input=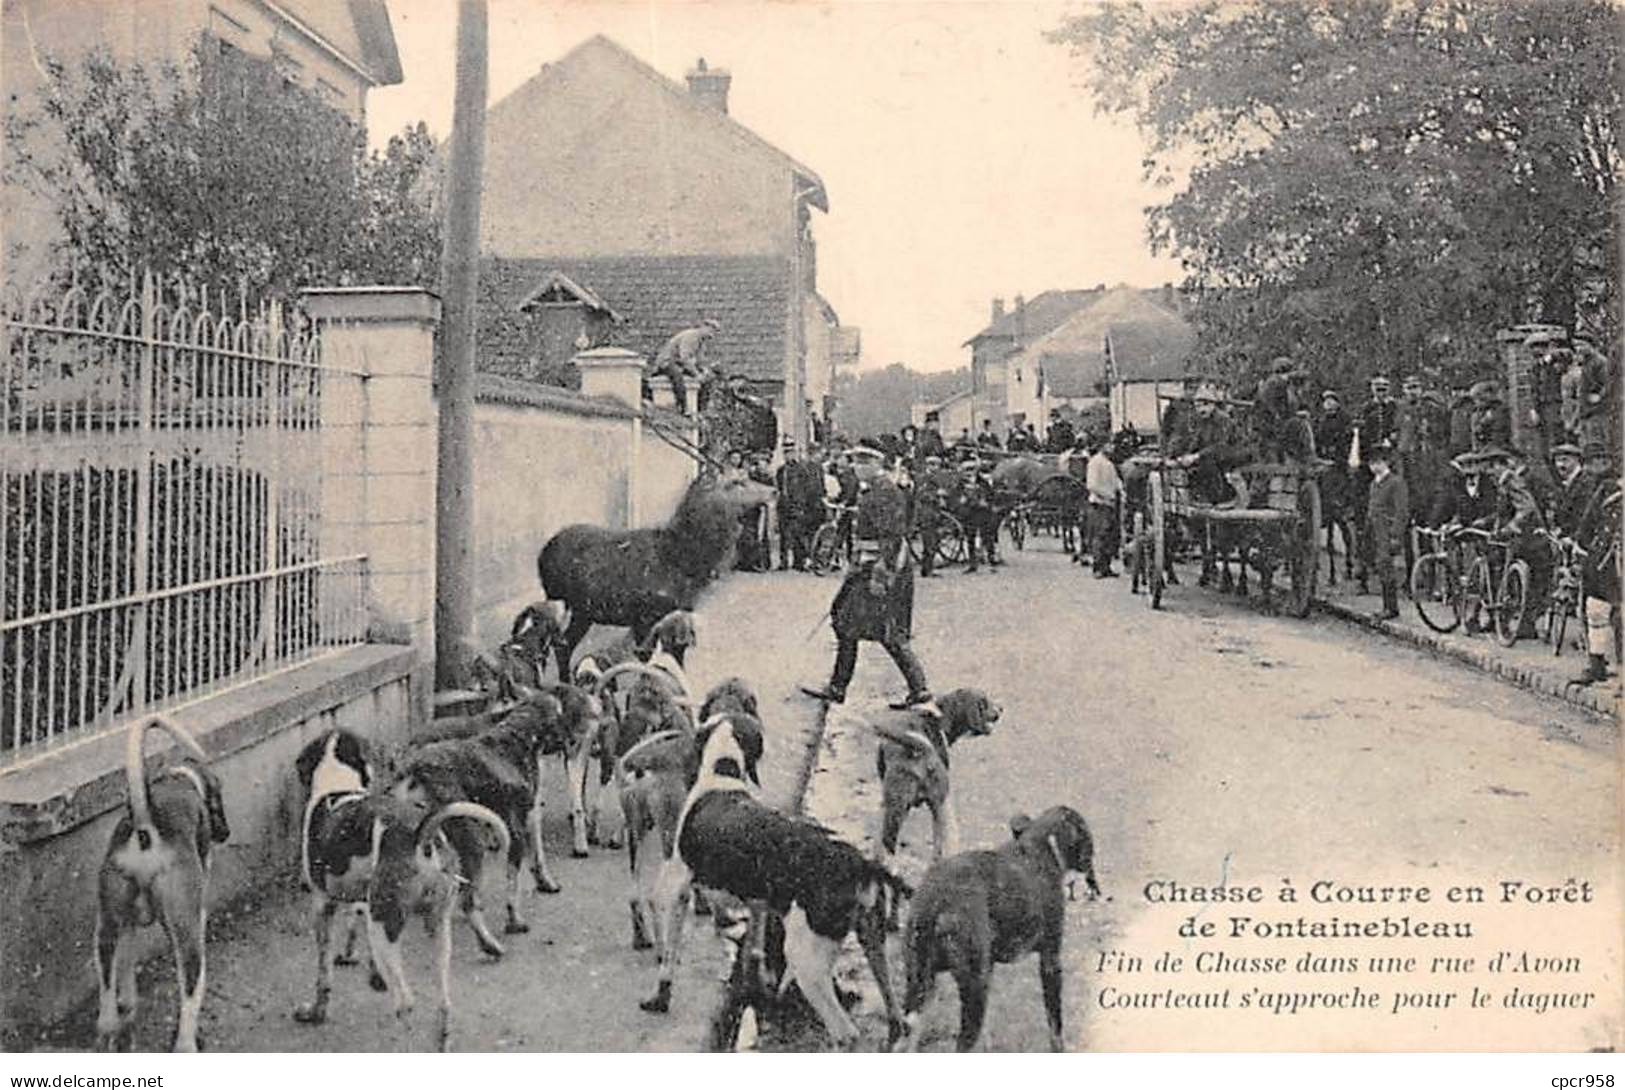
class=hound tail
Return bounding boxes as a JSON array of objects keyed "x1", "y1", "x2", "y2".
[
  {"x1": 124, "y1": 715, "x2": 208, "y2": 851},
  {"x1": 416, "y1": 801, "x2": 510, "y2": 860},
  {"x1": 867, "y1": 719, "x2": 939, "y2": 756}
]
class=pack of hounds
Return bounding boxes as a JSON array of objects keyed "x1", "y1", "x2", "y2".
[{"x1": 98, "y1": 601, "x2": 1101, "y2": 1054}]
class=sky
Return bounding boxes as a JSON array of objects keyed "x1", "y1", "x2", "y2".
[{"x1": 367, "y1": 1, "x2": 1182, "y2": 374}]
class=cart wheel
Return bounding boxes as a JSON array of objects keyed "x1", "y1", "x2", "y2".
[
  {"x1": 809, "y1": 524, "x2": 841, "y2": 576},
  {"x1": 1410, "y1": 552, "x2": 1461, "y2": 634},
  {"x1": 1148, "y1": 472, "x2": 1167, "y2": 609},
  {"x1": 939, "y1": 515, "x2": 966, "y2": 565},
  {"x1": 1495, "y1": 560, "x2": 1529, "y2": 647},
  {"x1": 1286, "y1": 480, "x2": 1321, "y2": 618}
]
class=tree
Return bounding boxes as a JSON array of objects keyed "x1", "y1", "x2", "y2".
[
  {"x1": 1050, "y1": 0, "x2": 1621, "y2": 394},
  {"x1": 833, "y1": 362, "x2": 971, "y2": 440},
  {"x1": 7, "y1": 40, "x2": 440, "y2": 301}
]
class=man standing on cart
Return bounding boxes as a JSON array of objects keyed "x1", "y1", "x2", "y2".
[{"x1": 801, "y1": 454, "x2": 931, "y2": 709}]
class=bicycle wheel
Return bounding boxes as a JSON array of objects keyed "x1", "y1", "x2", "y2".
[
  {"x1": 1463, "y1": 556, "x2": 1492, "y2": 635},
  {"x1": 1548, "y1": 592, "x2": 1570, "y2": 657},
  {"x1": 1495, "y1": 560, "x2": 1529, "y2": 647},
  {"x1": 809, "y1": 524, "x2": 841, "y2": 576},
  {"x1": 937, "y1": 516, "x2": 966, "y2": 565},
  {"x1": 1410, "y1": 553, "x2": 1461, "y2": 633}
]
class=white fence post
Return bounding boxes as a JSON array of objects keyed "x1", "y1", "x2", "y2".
[{"x1": 301, "y1": 287, "x2": 441, "y2": 721}]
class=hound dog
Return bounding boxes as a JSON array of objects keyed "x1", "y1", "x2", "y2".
[
  {"x1": 292, "y1": 729, "x2": 509, "y2": 1051},
  {"x1": 394, "y1": 691, "x2": 570, "y2": 956},
  {"x1": 95, "y1": 716, "x2": 230, "y2": 1052},
  {"x1": 647, "y1": 719, "x2": 909, "y2": 1048},
  {"x1": 868, "y1": 688, "x2": 1000, "y2": 861},
  {"x1": 293, "y1": 729, "x2": 377, "y2": 984},
  {"x1": 618, "y1": 679, "x2": 762, "y2": 953},
  {"x1": 897, "y1": 806, "x2": 1100, "y2": 1052},
  {"x1": 581, "y1": 619, "x2": 698, "y2": 848}
]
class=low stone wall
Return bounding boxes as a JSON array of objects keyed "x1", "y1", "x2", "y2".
[
  {"x1": 0, "y1": 645, "x2": 416, "y2": 1044},
  {"x1": 469, "y1": 374, "x2": 696, "y2": 646}
]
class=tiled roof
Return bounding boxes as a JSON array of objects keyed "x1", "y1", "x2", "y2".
[
  {"x1": 963, "y1": 289, "x2": 1103, "y2": 347},
  {"x1": 478, "y1": 255, "x2": 792, "y2": 386},
  {"x1": 1024, "y1": 288, "x2": 1196, "y2": 396},
  {"x1": 276, "y1": 0, "x2": 403, "y2": 85}
]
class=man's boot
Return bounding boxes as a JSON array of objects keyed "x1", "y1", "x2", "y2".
[
  {"x1": 799, "y1": 684, "x2": 845, "y2": 704},
  {"x1": 1375, "y1": 582, "x2": 1400, "y2": 621},
  {"x1": 1570, "y1": 653, "x2": 1609, "y2": 687}
]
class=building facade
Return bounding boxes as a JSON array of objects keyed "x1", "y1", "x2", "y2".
[
  {"x1": 476, "y1": 35, "x2": 849, "y2": 450},
  {"x1": 2, "y1": 0, "x2": 401, "y2": 283}
]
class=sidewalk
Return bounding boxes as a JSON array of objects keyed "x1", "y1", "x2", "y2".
[{"x1": 1315, "y1": 576, "x2": 1620, "y2": 720}]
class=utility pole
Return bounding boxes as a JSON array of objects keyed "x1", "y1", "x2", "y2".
[{"x1": 434, "y1": 0, "x2": 488, "y2": 689}]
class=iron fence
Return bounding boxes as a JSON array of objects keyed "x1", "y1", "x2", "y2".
[{"x1": 1, "y1": 272, "x2": 370, "y2": 768}]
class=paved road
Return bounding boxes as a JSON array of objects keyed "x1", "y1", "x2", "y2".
[
  {"x1": 49, "y1": 535, "x2": 1617, "y2": 1051},
  {"x1": 803, "y1": 539, "x2": 1618, "y2": 1052}
]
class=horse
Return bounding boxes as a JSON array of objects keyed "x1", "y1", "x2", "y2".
[{"x1": 537, "y1": 478, "x2": 773, "y2": 679}]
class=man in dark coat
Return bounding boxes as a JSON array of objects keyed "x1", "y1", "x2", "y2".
[
  {"x1": 1365, "y1": 440, "x2": 1409, "y2": 620},
  {"x1": 800, "y1": 457, "x2": 931, "y2": 708},
  {"x1": 956, "y1": 458, "x2": 1002, "y2": 573},
  {"x1": 977, "y1": 420, "x2": 1002, "y2": 449},
  {"x1": 1550, "y1": 444, "x2": 1596, "y2": 537},
  {"x1": 1469, "y1": 380, "x2": 1512, "y2": 453},
  {"x1": 918, "y1": 415, "x2": 947, "y2": 460},
  {"x1": 776, "y1": 447, "x2": 826, "y2": 571},
  {"x1": 1492, "y1": 448, "x2": 1554, "y2": 639},
  {"x1": 1177, "y1": 395, "x2": 1243, "y2": 505},
  {"x1": 1572, "y1": 475, "x2": 1621, "y2": 685},
  {"x1": 913, "y1": 454, "x2": 954, "y2": 578},
  {"x1": 1046, "y1": 410, "x2": 1076, "y2": 455}
]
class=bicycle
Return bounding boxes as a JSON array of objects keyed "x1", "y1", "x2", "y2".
[
  {"x1": 1410, "y1": 523, "x2": 1493, "y2": 634},
  {"x1": 1533, "y1": 527, "x2": 1589, "y2": 657},
  {"x1": 809, "y1": 501, "x2": 855, "y2": 576}
]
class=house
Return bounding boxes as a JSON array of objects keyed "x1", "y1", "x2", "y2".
[
  {"x1": 963, "y1": 289, "x2": 1104, "y2": 437},
  {"x1": 911, "y1": 389, "x2": 975, "y2": 442},
  {"x1": 964, "y1": 284, "x2": 1195, "y2": 441},
  {"x1": 2, "y1": 0, "x2": 402, "y2": 282},
  {"x1": 475, "y1": 35, "x2": 854, "y2": 450}
]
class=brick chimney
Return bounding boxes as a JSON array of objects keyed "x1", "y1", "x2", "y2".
[
  {"x1": 686, "y1": 57, "x2": 731, "y2": 114},
  {"x1": 991, "y1": 297, "x2": 1005, "y2": 323}
]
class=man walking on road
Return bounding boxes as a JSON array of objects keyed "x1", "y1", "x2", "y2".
[
  {"x1": 1366, "y1": 440, "x2": 1408, "y2": 620},
  {"x1": 1087, "y1": 442, "x2": 1123, "y2": 578},
  {"x1": 801, "y1": 455, "x2": 931, "y2": 708}
]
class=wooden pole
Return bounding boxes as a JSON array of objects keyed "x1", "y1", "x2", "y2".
[{"x1": 434, "y1": 0, "x2": 488, "y2": 690}]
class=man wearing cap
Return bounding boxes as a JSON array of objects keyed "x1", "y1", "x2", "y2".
[
  {"x1": 801, "y1": 454, "x2": 931, "y2": 709},
  {"x1": 1046, "y1": 408, "x2": 1076, "y2": 454},
  {"x1": 1430, "y1": 449, "x2": 1501, "y2": 530},
  {"x1": 650, "y1": 318, "x2": 721, "y2": 413},
  {"x1": 1573, "y1": 339, "x2": 1618, "y2": 468},
  {"x1": 957, "y1": 457, "x2": 1002, "y2": 573},
  {"x1": 1365, "y1": 440, "x2": 1409, "y2": 620},
  {"x1": 913, "y1": 453, "x2": 954, "y2": 577},
  {"x1": 775, "y1": 442, "x2": 825, "y2": 571},
  {"x1": 1492, "y1": 448, "x2": 1554, "y2": 639},
  {"x1": 1257, "y1": 357, "x2": 1314, "y2": 462},
  {"x1": 1178, "y1": 392, "x2": 1243, "y2": 506},
  {"x1": 977, "y1": 419, "x2": 1002, "y2": 449},
  {"x1": 1550, "y1": 444, "x2": 1598, "y2": 538}
]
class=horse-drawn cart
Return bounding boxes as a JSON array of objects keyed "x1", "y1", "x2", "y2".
[{"x1": 1129, "y1": 456, "x2": 1324, "y2": 616}]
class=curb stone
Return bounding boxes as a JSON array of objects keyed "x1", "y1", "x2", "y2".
[{"x1": 1315, "y1": 598, "x2": 1620, "y2": 722}]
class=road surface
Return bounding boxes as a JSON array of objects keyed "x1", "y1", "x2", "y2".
[{"x1": 42, "y1": 534, "x2": 1618, "y2": 1051}]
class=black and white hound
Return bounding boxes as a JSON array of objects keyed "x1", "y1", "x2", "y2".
[
  {"x1": 95, "y1": 716, "x2": 230, "y2": 1051},
  {"x1": 647, "y1": 717, "x2": 908, "y2": 1048}
]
